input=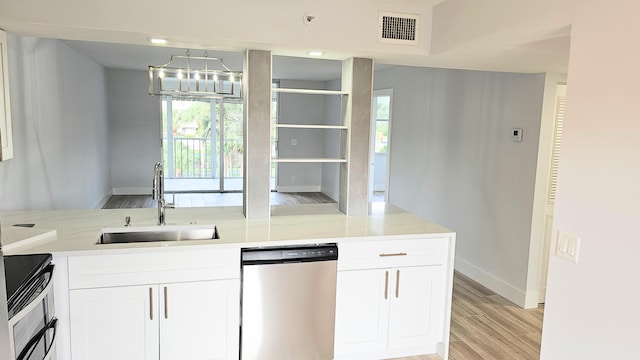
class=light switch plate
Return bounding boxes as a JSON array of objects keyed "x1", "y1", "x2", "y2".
[{"x1": 556, "y1": 231, "x2": 581, "y2": 263}]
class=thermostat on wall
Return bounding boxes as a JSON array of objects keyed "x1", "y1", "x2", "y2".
[{"x1": 512, "y1": 128, "x2": 523, "y2": 142}]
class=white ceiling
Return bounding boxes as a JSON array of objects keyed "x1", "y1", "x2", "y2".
[
  {"x1": 63, "y1": 40, "x2": 349, "y2": 81},
  {"x1": 0, "y1": 0, "x2": 572, "y2": 77}
]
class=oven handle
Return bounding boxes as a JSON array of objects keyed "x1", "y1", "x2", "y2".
[
  {"x1": 8, "y1": 265, "x2": 55, "y2": 327},
  {"x1": 16, "y1": 317, "x2": 58, "y2": 360}
]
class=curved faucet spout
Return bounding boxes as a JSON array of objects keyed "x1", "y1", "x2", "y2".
[
  {"x1": 152, "y1": 162, "x2": 173, "y2": 225},
  {"x1": 152, "y1": 162, "x2": 163, "y2": 200}
]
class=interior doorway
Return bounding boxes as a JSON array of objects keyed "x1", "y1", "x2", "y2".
[
  {"x1": 161, "y1": 97, "x2": 244, "y2": 193},
  {"x1": 369, "y1": 89, "x2": 393, "y2": 203}
]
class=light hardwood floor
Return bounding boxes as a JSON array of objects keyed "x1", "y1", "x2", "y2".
[{"x1": 391, "y1": 272, "x2": 543, "y2": 360}]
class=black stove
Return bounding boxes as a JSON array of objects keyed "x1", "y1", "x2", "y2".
[{"x1": 3, "y1": 254, "x2": 52, "y2": 319}]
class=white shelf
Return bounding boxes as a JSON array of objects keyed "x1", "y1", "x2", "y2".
[
  {"x1": 275, "y1": 124, "x2": 348, "y2": 130},
  {"x1": 272, "y1": 158, "x2": 347, "y2": 163},
  {"x1": 273, "y1": 88, "x2": 348, "y2": 96}
]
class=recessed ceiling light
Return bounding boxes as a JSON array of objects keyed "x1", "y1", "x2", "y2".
[
  {"x1": 308, "y1": 51, "x2": 324, "y2": 57},
  {"x1": 149, "y1": 38, "x2": 168, "y2": 45}
]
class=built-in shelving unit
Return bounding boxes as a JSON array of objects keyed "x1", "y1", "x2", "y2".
[{"x1": 271, "y1": 87, "x2": 349, "y2": 164}]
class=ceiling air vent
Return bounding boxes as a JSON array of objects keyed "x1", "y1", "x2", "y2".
[{"x1": 378, "y1": 11, "x2": 420, "y2": 45}]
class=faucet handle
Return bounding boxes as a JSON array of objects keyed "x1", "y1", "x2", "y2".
[
  {"x1": 166, "y1": 194, "x2": 175, "y2": 208},
  {"x1": 125, "y1": 216, "x2": 131, "y2": 226}
]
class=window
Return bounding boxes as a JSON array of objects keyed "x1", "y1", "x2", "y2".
[{"x1": 374, "y1": 95, "x2": 391, "y2": 153}]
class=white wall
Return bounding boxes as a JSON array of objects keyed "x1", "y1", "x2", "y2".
[
  {"x1": 107, "y1": 69, "x2": 161, "y2": 194},
  {"x1": 541, "y1": 1, "x2": 640, "y2": 358},
  {"x1": 0, "y1": 36, "x2": 110, "y2": 210},
  {"x1": 375, "y1": 65, "x2": 546, "y2": 305}
]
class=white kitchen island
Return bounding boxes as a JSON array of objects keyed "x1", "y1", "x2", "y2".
[{"x1": 0, "y1": 204, "x2": 456, "y2": 360}]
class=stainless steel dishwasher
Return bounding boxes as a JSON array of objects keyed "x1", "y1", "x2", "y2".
[{"x1": 240, "y1": 244, "x2": 338, "y2": 360}]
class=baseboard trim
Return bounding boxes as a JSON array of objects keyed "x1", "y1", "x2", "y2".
[
  {"x1": 538, "y1": 288, "x2": 547, "y2": 304},
  {"x1": 524, "y1": 289, "x2": 542, "y2": 309},
  {"x1": 321, "y1": 189, "x2": 339, "y2": 202},
  {"x1": 112, "y1": 187, "x2": 151, "y2": 195},
  {"x1": 276, "y1": 185, "x2": 321, "y2": 193},
  {"x1": 93, "y1": 190, "x2": 114, "y2": 209},
  {"x1": 455, "y1": 256, "x2": 526, "y2": 307}
]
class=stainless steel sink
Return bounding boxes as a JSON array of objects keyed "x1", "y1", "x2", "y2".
[{"x1": 97, "y1": 225, "x2": 219, "y2": 244}]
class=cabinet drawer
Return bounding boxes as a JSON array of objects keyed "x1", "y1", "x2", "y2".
[
  {"x1": 338, "y1": 238, "x2": 447, "y2": 270},
  {"x1": 68, "y1": 248, "x2": 240, "y2": 289}
]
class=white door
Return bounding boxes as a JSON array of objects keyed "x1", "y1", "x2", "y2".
[
  {"x1": 334, "y1": 269, "x2": 390, "y2": 357},
  {"x1": 369, "y1": 89, "x2": 393, "y2": 202},
  {"x1": 539, "y1": 84, "x2": 567, "y2": 303},
  {"x1": 388, "y1": 266, "x2": 443, "y2": 352},
  {"x1": 160, "y1": 280, "x2": 240, "y2": 360},
  {"x1": 69, "y1": 286, "x2": 159, "y2": 360}
]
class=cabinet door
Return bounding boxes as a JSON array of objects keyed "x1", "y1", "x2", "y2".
[
  {"x1": 70, "y1": 285, "x2": 159, "y2": 360},
  {"x1": 160, "y1": 280, "x2": 240, "y2": 360},
  {"x1": 334, "y1": 269, "x2": 389, "y2": 357},
  {"x1": 388, "y1": 266, "x2": 443, "y2": 351},
  {"x1": 0, "y1": 30, "x2": 13, "y2": 161}
]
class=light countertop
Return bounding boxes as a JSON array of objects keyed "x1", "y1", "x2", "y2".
[{"x1": 0, "y1": 204, "x2": 453, "y2": 256}]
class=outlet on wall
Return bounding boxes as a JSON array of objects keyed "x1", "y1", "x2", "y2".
[{"x1": 290, "y1": 175, "x2": 296, "y2": 183}]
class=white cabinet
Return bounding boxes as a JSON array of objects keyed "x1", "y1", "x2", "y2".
[
  {"x1": 387, "y1": 266, "x2": 443, "y2": 351},
  {"x1": 0, "y1": 29, "x2": 14, "y2": 161},
  {"x1": 70, "y1": 280, "x2": 239, "y2": 360},
  {"x1": 159, "y1": 280, "x2": 239, "y2": 360},
  {"x1": 334, "y1": 238, "x2": 450, "y2": 360},
  {"x1": 66, "y1": 249, "x2": 241, "y2": 360},
  {"x1": 334, "y1": 268, "x2": 389, "y2": 355},
  {"x1": 70, "y1": 285, "x2": 159, "y2": 360}
]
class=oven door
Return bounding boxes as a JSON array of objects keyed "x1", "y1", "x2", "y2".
[
  {"x1": 15, "y1": 318, "x2": 57, "y2": 360},
  {"x1": 8, "y1": 264, "x2": 56, "y2": 360}
]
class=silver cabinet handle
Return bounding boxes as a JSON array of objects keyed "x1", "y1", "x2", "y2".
[
  {"x1": 395, "y1": 270, "x2": 400, "y2": 298},
  {"x1": 164, "y1": 286, "x2": 168, "y2": 319},
  {"x1": 379, "y1": 252, "x2": 408, "y2": 257},
  {"x1": 149, "y1": 287, "x2": 153, "y2": 320},
  {"x1": 384, "y1": 271, "x2": 389, "y2": 299}
]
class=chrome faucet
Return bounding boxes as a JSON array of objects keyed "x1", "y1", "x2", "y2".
[{"x1": 152, "y1": 162, "x2": 174, "y2": 225}]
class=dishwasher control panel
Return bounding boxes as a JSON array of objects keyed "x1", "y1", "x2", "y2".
[{"x1": 242, "y1": 244, "x2": 338, "y2": 264}]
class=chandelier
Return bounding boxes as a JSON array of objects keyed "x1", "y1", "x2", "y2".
[{"x1": 148, "y1": 49, "x2": 242, "y2": 98}]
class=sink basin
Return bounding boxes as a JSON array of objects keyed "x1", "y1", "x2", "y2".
[{"x1": 97, "y1": 225, "x2": 219, "y2": 244}]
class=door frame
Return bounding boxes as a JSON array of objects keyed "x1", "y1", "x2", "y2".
[
  {"x1": 523, "y1": 75, "x2": 567, "y2": 308},
  {"x1": 369, "y1": 89, "x2": 394, "y2": 203}
]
